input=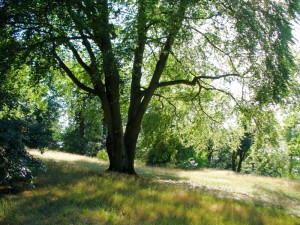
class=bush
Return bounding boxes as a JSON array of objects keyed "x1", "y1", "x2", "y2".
[
  {"x1": 0, "y1": 119, "x2": 45, "y2": 189},
  {"x1": 175, "y1": 149, "x2": 208, "y2": 169},
  {"x1": 242, "y1": 146, "x2": 289, "y2": 177},
  {"x1": 60, "y1": 127, "x2": 103, "y2": 157},
  {"x1": 96, "y1": 150, "x2": 109, "y2": 161}
]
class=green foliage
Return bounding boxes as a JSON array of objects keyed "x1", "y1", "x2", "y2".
[
  {"x1": 175, "y1": 149, "x2": 208, "y2": 170},
  {"x1": 61, "y1": 127, "x2": 102, "y2": 157},
  {"x1": 0, "y1": 55, "x2": 59, "y2": 189},
  {"x1": 209, "y1": 146, "x2": 232, "y2": 170},
  {"x1": 138, "y1": 102, "x2": 210, "y2": 169},
  {"x1": 283, "y1": 114, "x2": 300, "y2": 177},
  {"x1": 145, "y1": 138, "x2": 177, "y2": 166}
]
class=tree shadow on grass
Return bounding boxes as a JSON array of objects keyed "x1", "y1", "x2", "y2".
[{"x1": 253, "y1": 185, "x2": 300, "y2": 217}]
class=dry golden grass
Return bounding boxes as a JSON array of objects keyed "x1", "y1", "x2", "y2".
[{"x1": 29, "y1": 149, "x2": 108, "y2": 164}]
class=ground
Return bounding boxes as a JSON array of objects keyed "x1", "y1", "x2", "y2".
[
  {"x1": 29, "y1": 149, "x2": 300, "y2": 217},
  {"x1": 0, "y1": 149, "x2": 299, "y2": 225}
]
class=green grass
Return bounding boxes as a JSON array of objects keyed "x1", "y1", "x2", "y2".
[{"x1": 0, "y1": 159, "x2": 299, "y2": 225}]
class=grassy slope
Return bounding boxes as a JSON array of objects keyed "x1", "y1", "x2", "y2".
[{"x1": 0, "y1": 150, "x2": 299, "y2": 225}]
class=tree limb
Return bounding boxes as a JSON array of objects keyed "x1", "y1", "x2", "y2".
[
  {"x1": 189, "y1": 25, "x2": 229, "y2": 55},
  {"x1": 54, "y1": 52, "x2": 96, "y2": 94},
  {"x1": 66, "y1": 42, "x2": 92, "y2": 74},
  {"x1": 127, "y1": 0, "x2": 148, "y2": 127},
  {"x1": 132, "y1": 1, "x2": 188, "y2": 131},
  {"x1": 200, "y1": 80, "x2": 242, "y2": 107},
  {"x1": 78, "y1": 30, "x2": 97, "y2": 67},
  {"x1": 158, "y1": 73, "x2": 240, "y2": 88},
  {"x1": 153, "y1": 93, "x2": 178, "y2": 116},
  {"x1": 197, "y1": 96, "x2": 222, "y2": 124}
]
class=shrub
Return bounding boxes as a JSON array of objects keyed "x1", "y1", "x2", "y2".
[
  {"x1": 96, "y1": 150, "x2": 109, "y2": 161},
  {"x1": 0, "y1": 118, "x2": 45, "y2": 189}
]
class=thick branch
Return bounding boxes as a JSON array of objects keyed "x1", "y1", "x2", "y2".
[
  {"x1": 158, "y1": 74, "x2": 240, "y2": 88},
  {"x1": 130, "y1": 1, "x2": 188, "y2": 131},
  {"x1": 66, "y1": 6, "x2": 96, "y2": 67},
  {"x1": 65, "y1": 7, "x2": 106, "y2": 94},
  {"x1": 127, "y1": 0, "x2": 148, "y2": 127},
  {"x1": 79, "y1": 30, "x2": 97, "y2": 67},
  {"x1": 54, "y1": 52, "x2": 96, "y2": 94},
  {"x1": 66, "y1": 42, "x2": 92, "y2": 74}
]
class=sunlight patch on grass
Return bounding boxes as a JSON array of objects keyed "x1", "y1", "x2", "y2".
[{"x1": 29, "y1": 149, "x2": 108, "y2": 166}]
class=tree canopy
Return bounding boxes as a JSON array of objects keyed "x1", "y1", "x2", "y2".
[{"x1": 1, "y1": 0, "x2": 299, "y2": 174}]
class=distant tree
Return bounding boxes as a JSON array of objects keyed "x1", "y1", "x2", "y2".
[
  {"x1": 61, "y1": 91, "x2": 104, "y2": 156},
  {"x1": 244, "y1": 146, "x2": 289, "y2": 177},
  {"x1": 231, "y1": 131, "x2": 253, "y2": 172},
  {"x1": 282, "y1": 52, "x2": 300, "y2": 177},
  {"x1": 1, "y1": 0, "x2": 299, "y2": 174},
  {"x1": 283, "y1": 114, "x2": 300, "y2": 177}
]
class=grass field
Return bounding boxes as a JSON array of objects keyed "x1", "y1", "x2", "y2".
[{"x1": 0, "y1": 150, "x2": 299, "y2": 225}]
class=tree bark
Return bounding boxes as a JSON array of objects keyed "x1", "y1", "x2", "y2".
[{"x1": 289, "y1": 155, "x2": 293, "y2": 174}]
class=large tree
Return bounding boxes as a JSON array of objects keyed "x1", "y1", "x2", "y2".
[{"x1": 0, "y1": 0, "x2": 299, "y2": 174}]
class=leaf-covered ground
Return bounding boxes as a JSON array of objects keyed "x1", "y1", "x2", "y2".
[{"x1": 0, "y1": 149, "x2": 298, "y2": 225}]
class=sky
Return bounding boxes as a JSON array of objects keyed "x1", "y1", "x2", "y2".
[{"x1": 292, "y1": 22, "x2": 300, "y2": 50}]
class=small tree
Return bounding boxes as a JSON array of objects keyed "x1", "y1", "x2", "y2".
[{"x1": 231, "y1": 131, "x2": 253, "y2": 172}]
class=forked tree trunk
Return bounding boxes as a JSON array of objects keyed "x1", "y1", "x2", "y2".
[
  {"x1": 105, "y1": 132, "x2": 138, "y2": 174},
  {"x1": 104, "y1": 115, "x2": 140, "y2": 174},
  {"x1": 93, "y1": 0, "x2": 186, "y2": 175}
]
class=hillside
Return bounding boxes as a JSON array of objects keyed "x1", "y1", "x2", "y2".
[
  {"x1": 29, "y1": 150, "x2": 300, "y2": 217},
  {"x1": 0, "y1": 149, "x2": 299, "y2": 225}
]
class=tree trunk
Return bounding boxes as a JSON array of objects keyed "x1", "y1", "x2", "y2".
[
  {"x1": 231, "y1": 151, "x2": 237, "y2": 172},
  {"x1": 236, "y1": 149, "x2": 246, "y2": 173},
  {"x1": 78, "y1": 111, "x2": 85, "y2": 155},
  {"x1": 207, "y1": 139, "x2": 214, "y2": 167},
  {"x1": 105, "y1": 135, "x2": 137, "y2": 174},
  {"x1": 93, "y1": 0, "x2": 186, "y2": 175},
  {"x1": 289, "y1": 155, "x2": 293, "y2": 174},
  {"x1": 236, "y1": 152, "x2": 243, "y2": 173},
  {"x1": 104, "y1": 118, "x2": 139, "y2": 174}
]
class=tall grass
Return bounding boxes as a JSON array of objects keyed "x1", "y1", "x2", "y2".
[{"x1": 0, "y1": 160, "x2": 299, "y2": 225}]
